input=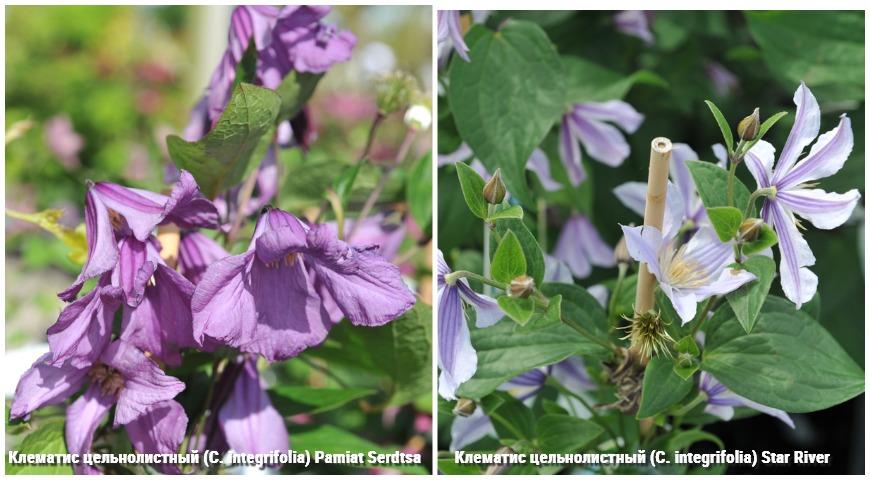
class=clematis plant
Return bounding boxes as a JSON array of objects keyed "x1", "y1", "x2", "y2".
[
  {"x1": 438, "y1": 13, "x2": 864, "y2": 471},
  {"x1": 8, "y1": 5, "x2": 431, "y2": 475}
]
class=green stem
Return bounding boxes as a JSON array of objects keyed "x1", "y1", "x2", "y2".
[
  {"x1": 608, "y1": 264, "x2": 628, "y2": 325},
  {"x1": 726, "y1": 160, "x2": 738, "y2": 208},
  {"x1": 536, "y1": 198, "x2": 547, "y2": 248},
  {"x1": 444, "y1": 270, "x2": 507, "y2": 291},
  {"x1": 672, "y1": 392, "x2": 706, "y2": 417},
  {"x1": 184, "y1": 358, "x2": 226, "y2": 462},
  {"x1": 689, "y1": 296, "x2": 718, "y2": 336},
  {"x1": 743, "y1": 186, "x2": 777, "y2": 219},
  {"x1": 547, "y1": 377, "x2": 621, "y2": 448},
  {"x1": 483, "y1": 205, "x2": 494, "y2": 296}
]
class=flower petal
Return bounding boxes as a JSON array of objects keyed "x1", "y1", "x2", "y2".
[
  {"x1": 543, "y1": 254, "x2": 573, "y2": 284},
  {"x1": 59, "y1": 190, "x2": 118, "y2": 301},
  {"x1": 570, "y1": 111, "x2": 630, "y2": 167},
  {"x1": 664, "y1": 285, "x2": 699, "y2": 325},
  {"x1": 125, "y1": 400, "x2": 189, "y2": 474},
  {"x1": 551, "y1": 357, "x2": 596, "y2": 392},
  {"x1": 438, "y1": 285, "x2": 477, "y2": 400},
  {"x1": 191, "y1": 252, "x2": 260, "y2": 350},
  {"x1": 47, "y1": 281, "x2": 122, "y2": 367},
  {"x1": 178, "y1": 231, "x2": 229, "y2": 285},
  {"x1": 769, "y1": 201, "x2": 818, "y2": 308},
  {"x1": 670, "y1": 143, "x2": 699, "y2": 211},
  {"x1": 103, "y1": 340, "x2": 185, "y2": 427},
  {"x1": 558, "y1": 115, "x2": 586, "y2": 186},
  {"x1": 553, "y1": 218, "x2": 592, "y2": 279},
  {"x1": 456, "y1": 282, "x2": 503, "y2": 328},
  {"x1": 437, "y1": 142, "x2": 473, "y2": 167},
  {"x1": 449, "y1": 408, "x2": 495, "y2": 451},
  {"x1": 10, "y1": 354, "x2": 89, "y2": 420},
  {"x1": 575, "y1": 215, "x2": 616, "y2": 268},
  {"x1": 445, "y1": 10, "x2": 470, "y2": 61},
  {"x1": 744, "y1": 140, "x2": 776, "y2": 189},
  {"x1": 66, "y1": 385, "x2": 113, "y2": 475},
  {"x1": 692, "y1": 267, "x2": 756, "y2": 299},
  {"x1": 304, "y1": 224, "x2": 415, "y2": 327},
  {"x1": 614, "y1": 10, "x2": 654, "y2": 45},
  {"x1": 711, "y1": 143, "x2": 729, "y2": 169},
  {"x1": 620, "y1": 225, "x2": 664, "y2": 279},
  {"x1": 778, "y1": 115, "x2": 854, "y2": 189},
  {"x1": 92, "y1": 182, "x2": 166, "y2": 242},
  {"x1": 113, "y1": 236, "x2": 151, "y2": 307},
  {"x1": 573, "y1": 100, "x2": 644, "y2": 134},
  {"x1": 777, "y1": 188, "x2": 860, "y2": 230},
  {"x1": 772, "y1": 82, "x2": 821, "y2": 183},
  {"x1": 526, "y1": 148, "x2": 563, "y2": 191},
  {"x1": 613, "y1": 181, "x2": 648, "y2": 218},
  {"x1": 162, "y1": 170, "x2": 220, "y2": 229},
  {"x1": 219, "y1": 359, "x2": 290, "y2": 454}
]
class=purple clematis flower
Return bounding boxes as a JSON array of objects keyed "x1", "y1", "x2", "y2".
[
  {"x1": 11, "y1": 340, "x2": 187, "y2": 474},
  {"x1": 437, "y1": 250, "x2": 503, "y2": 400},
  {"x1": 614, "y1": 143, "x2": 709, "y2": 232},
  {"x1": 552, "y1": 214, "x2": 616, "y2": 279},
  {"x1": 178, "y1": 231, "x2": 230, "y2": 285},
  {"x1": 706, "y1": 62, "x2": 739, "y2": 97},
  {"x1": 59, "y1": 170, "x2": 218, "y2": 302},
  {"x1": 614, "y1": 11, "x2": 654, "y2": 45},
  {"x1": 743, "y1": 83, "x2": 861, "y2": 308},
  {"x1": 559, "y1": 100, "x2": 644, "y2": 186},
  {"x1": 621, "y1": 205, "x2": 756, "y2": 323},
  {"x1": 192, "y1": 207, "x2": 415, "y2": 361},
  {"x1": 338, "y1": 213, "x2": 407, "y2": 261},
  {"x1": 219, "y1": 358, "x2": 290, "y2": 454},
  {"x1": 438, "y1": 10, "x2": 470, "y2": 63},
  {"x1": 699, "y1": 372, "x2": 794, "y2": 428}
]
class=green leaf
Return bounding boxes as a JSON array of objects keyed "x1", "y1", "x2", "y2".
[
  {"x1": 563, "y1": 56, "x2": 666, "y2": 103},
  {"x1": 232, "y1": 38, "x2": 258, "y2": 88},
  {"x1": 746, "y1": 11, "x2": 864, "y2": 102},
  {"x1": 291, "y1": 424, "x2": 426, "y2": 474},
  {"x1": 685, "y1": 160, "x2": 753, "y2": 214},
  {"x1": 704, "y1": 100, "x2": 733, "y2": 153},
  {"x1": 480, "y1": 391, "x2": 536, "y2": 441},
  {"x1": 540, "y1": 283, "x2": 609, "y2": 341},
  {"x1": 493, "y1": 218, "x2": 545, "y2": 287},
  {"x1": 491, "y1": 230, "x2": 526, "y2": 283},
  {"x1": 406, "y1": 152, "x2": 433, "y2": 229},
  {"x1": 702, "y1": 297, "x2": 864, "y2": 412},
  {"x1": 497, "y1": 296, "x2": 535, "y2": 326},
  {"x1": 673, "y1": 336, "x2": 701, "y2": 380},
  {"x1": 5, "y1": 417, "x2": 73, "y2": 474},
  {"x1": 667, "y1": 429, "x2": 724, "y2": 452},
  {"x1": 537, "y1": 414, "x2": 603, "y2": 453},
  {"x1": 167, "y1": 83, "x2": 281, "y2": 199},
  {"x1": 449, "y1": 21, "x2": 565, "y2": 205},
  {"x1": 706, "y1": 206, "x2": 743, "y2": 242},
  {"x1": 455, "y1": 162, "x2": 488, "y2": 219},
  {"x1": 268, "y1": 386, "x2": 374, "y2": 416},
  {"x1": 742, "y1": 223, "x2": 778, "y2": 256},
  {"x1": 333, "y1": 163, "x2": 361, "y2": 203},
  {"x1": 725, "y1": 256, "x2": 776, "y2": 333},
  {"x1": 6, "y1": 209, "x2": 87, "y2": 264},
  {"x1": 487, "y1": 205, "x2": 524, "y2": 221},
  {"x1": 637, "y1": 356, "x2": 693, "y2": 419},
  {"x1": 438, "y1": 459, "x2": 481, "y2": 475},
  {"x1": 275, "y1": 71, "x2": 323, "y2": 122},
  {"x1": 457, "y1": 316, "x2": 609, "y2": 399}
]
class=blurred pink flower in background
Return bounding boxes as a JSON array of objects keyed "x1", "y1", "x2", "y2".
[{"x1": 44, "y1": 115, "x2": 84, "y2": 170}]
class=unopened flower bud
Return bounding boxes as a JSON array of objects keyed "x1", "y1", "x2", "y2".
[
  {"x1": 739, "y1": 218, "x2": 764, "y2": 242},
  {"x1": 482, "y1": 169, "x2": 507, "y2": 204},
  {"x1": 509, "y1": 274, "x2": 535, "y2": 298},
  {"x1": 403, "y1": 104, "x2": 431, "y2": 131},
  {"x1": 614, "y1": 236, "x2": 630, "y2": 265},
  {"x1": 737, "y1": 108, "x2": 760, "y2": 141},
  {"x1": 375, "y1": 71, "x2": 420, "y2": 115},
  {"x1": 452, "y1": 398, "x2": 476, "y2": 417}
]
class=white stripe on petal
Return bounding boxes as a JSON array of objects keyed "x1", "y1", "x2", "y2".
[
  {"x1": 772, "y1": 82, "x2": 821, "y2": 183},
  {"x1": 769, "y1": 201, "x2": 818, "y2": 308},
  {"x1": 438, "y1": 285, "x2": 477, "y2": 400},
  {"x1": 744, "y1": 140, "x2": 776, "y2": 189},
  {"x1": 779, "y1": 115, "x2": 853, "y2": 189}
]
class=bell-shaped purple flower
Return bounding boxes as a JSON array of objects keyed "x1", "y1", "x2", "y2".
[
  {"x1": 552, "y1": 214, "x2": 616, "y2": 279},
  {"x1": 11, "y1": 340, "x2": 186, "y2": 474},
  {"x1": 699, "y1": 372, "x2": 794, "y2": 428},
  {"x1": 437, "y1": 251, "x2": 503, "y2": 400},
  {"x1": 219, "y1": 359, "x2": 289, "y2": 454},
  {"x1": 438, "y1": 10, "x2": 470, "y2": 63},
  {"x1": 192, "y1": 208, "x2": 415, "y2": 361},
  {"x1": 559, "y1": 100, "x2": 644, "y2": 186},
  {"x1": 59, "y1": 170, "x2": 218, "y2": 302},
  {"x1": 614, "y1": 11, "x2": 654, "y2": 45},
  {"x1": 178, "y1": 231, "x2": 230, "y2": 285},
  {"x1": 743, "y1": 83, "x2": 860, "y2": 308}
]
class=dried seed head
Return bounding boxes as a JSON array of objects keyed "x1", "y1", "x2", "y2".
[
  {"x1": 739, "y1": 217, "x2": 764, "y2": 242},
  {"x1": 620, "y1": 310, "x2": 675, "y2": 361},
  {"x1": 509, "y1": 274, "x2": 535, "y2": 299},
  {"x1": 482, "y1": 168, "x2": 507, "y2": 205},
  {"x1": 452, "y1": 398, "x2": 476, "y2": 417},
  {"x1": 737, "y1": 107, "x2": 761, "y2": 141}
]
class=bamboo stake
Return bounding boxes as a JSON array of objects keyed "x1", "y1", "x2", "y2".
[{"x1": 634, "y1": 137, "x2": 672, "y2": 315}]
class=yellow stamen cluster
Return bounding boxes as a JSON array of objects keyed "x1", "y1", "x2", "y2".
[
  {"x1": 265, "y1": 252, "x2": 300, "y2": 269},
  {"x1": 660, "y1": 242, "x2": 708, "y2": 289}
]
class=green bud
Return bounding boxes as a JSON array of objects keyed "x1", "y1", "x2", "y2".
[
  {"x1": 509, "y1": 274, "x2": 535, "y2": 299},
  {"x1": 737, "y1": 108, "x2": 761, "y2": 141},
  {"x1": 452, "y1": 398, "x2": 476, "y2": 417},
  {"x1": 739, "y1": 218, "x2": 764, "y2": 242},
  {"x1": 374, "y1": 71, "x2": 420, "y2": 115},
  {"x1": 482, "y1": 168, "x2": 507, "y2": 204}
]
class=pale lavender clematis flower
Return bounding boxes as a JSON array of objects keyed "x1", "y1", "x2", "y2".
[
  {"x1": 560, "y1": 101, "x2": 644, "y2": 186},
  {"x1": 179, "y1": 231, "x2": 230, "y2": 285},
  {"x1": 622, "y1": 217, "x2": 756, "y2": 323},
  {"x1": 743, "y1": 83, "x2": 860, "y2": 308},
  {"x1": 59, "y1": 170, "x2": 218, "y2": 302},
  {"x1": 192, "y1": 208, "x2": 414, "y2": 361},
  {"x1": 339, "y1": 213, "x2": 406, "y2": 261},
  {"x1": 699, "y1": 372, "x2": 794, "y2": 428},
  {"x1": 706, "y1": 62, "x2": 739, "y2": 97},
  {"x1": 614, "y1": 144, "x2": 708, "y2": 231},
  {"x1": 614, "y1": 11, "x2": 654, "y2": 45},
  {"x1": 544, "y1": 254, "x2": 573, "y2": 284},
  {"x1": 219, "y1": 359, "x2": 289, "y2": 454},
  {"x1": 438, "y1": 11, "x2": 470, "y2": 63},
  {"x1": 11, "y1": 340, "x2": 186, "y2": 474},
  {"x1": 437, "y1": 250, "x2": 503, "y2": 400},
  {"x1": 439, "y1": 143, "x2": 560, "y2": 192},
  {"x1": 553, "y1": 214, "x2": 616, "y2": 279}
]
